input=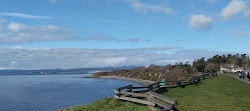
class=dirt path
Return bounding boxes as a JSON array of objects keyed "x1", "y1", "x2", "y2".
[{"x1": 227, "y1": 74, "x2": 250, "y2": 83}]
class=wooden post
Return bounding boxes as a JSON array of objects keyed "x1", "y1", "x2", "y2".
[
  {"x1": 115, "y1": 91, "x2": 150, "y2": 98},
  {"x1": 148, "y1": 91, "x2": 177, "y2": 105},
  {"x1": 157, "y1": 82, "x2": 161, "y2": 88},
  {"x1": 115, "y1": 88, "x2": 121, "y2": 97},
  {"x1": 148, "y1": 85, "x2": 153, "y2": 91},
  {"x1": 114, "y1": 88, "x2": 121, "y2": 102},
  {"x1": 128, "y1": 84, "x2": 133, "y2": 92},
  {"x1": 114, "y1": 95, "x2": 155, "y2": 106},
  {"x1": 197, "y1": 78, "x2": 200, "y2": 82},
  {"x1": 147, "y1": 97, "x2": 173, "y2": 109},
  {"x1": 177, "y1": 81, "x2": 181, "y2": 87},
  {"x1": 147, "y1": 95, "x2": 158, "y2": 111}
]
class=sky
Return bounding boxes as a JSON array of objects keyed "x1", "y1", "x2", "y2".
[{"x1": 0, "y1": 0, "x2": 250, "y2": 70}]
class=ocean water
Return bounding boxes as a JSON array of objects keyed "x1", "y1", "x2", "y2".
[{"x1": 0, "y1": 74, "x2": 141, "y2": 111}]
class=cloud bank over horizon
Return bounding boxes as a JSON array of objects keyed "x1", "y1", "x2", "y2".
[{"x1": 0, "y1": 47, "x2": 241, "y2": 70}]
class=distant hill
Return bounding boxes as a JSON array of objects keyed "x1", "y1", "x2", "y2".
[{"x1": 0, "y1": 66, "x2": 138, "y2": 75}]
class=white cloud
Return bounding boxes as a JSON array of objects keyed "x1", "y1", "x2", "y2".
[
  {"x1": 125, "y1": 0, "x2": 173, "y2": 14},
  {"x1": 0, "y1": 21, "x2": 81, "y2": 45},
  {"x1": 189, "y1": 15, "x2": 213, "y2": 30},
  {"x1": 221, "y1": 0, "x2": 247, "y2": 19},
  {"x1": 82, "y1": 32, "x2": 150, "y2": 43},
  {"x1": 205, "y1": 0, "x2": 217, "y2": 3},
  {"x1": 85, "y1": 34, "x2": 122, "y2": 42},
  {"x1": 0, "y1": 19, "x2": 7, "y2": 30},
  {"x1": 243, "y1": 11, "x2": 250, "y2": 18},
  {"x1": 9, "y1": 61, "x2": 18, "y2": 67},
  {"x1": 0, "y1": 67, "x2": 12, "y2": 70},
  {"x1": 231, "y1": 30, "x2": 250, "y2": 37},
  {"x1": 88, "y1": 18, "x2": 118, "y2": 23},
  {"x1": 104, "y1": 57, "x2": 127, "y2": 66},
  {"x1": 0, "y1": 20, "x2": 149, "y2": 44},
  {"x1": 138, "y1": 46, "x2": 177, "y2": 51},
  {"x1": 0, "y1": 47, "x2": 176, "y2": 69},
  {"x1": 51, "y1": 0, "x2": 57, "y2": 4},
  {"x1": 8, "y1": 22, "x2": 26, "y2": 31},
  {"x1": 0, "y1": 12, "x2": 53, "y2": 19},
  {"x1": 128, "y1": 39, "x2": 150, "y2": 43}
]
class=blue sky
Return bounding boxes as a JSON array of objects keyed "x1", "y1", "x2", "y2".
[{"x1": 0, "y1": 0, "x2": 250, "y2": 69}]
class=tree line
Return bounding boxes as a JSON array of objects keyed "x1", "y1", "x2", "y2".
[
  {"x1": 92, "y1": 54, "x2": 250, "y2": 82},
  {"x1": 193, "y1": 54, "x2": 250, "y2": 73}
]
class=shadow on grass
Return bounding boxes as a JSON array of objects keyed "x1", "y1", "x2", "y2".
[{"x1": 154, "y1": 87, "x2": 169, "y2": 94}]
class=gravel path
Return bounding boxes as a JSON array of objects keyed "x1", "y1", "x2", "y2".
[{"x1": 228, "y1": 74, "x2": 250, "y2": 83}]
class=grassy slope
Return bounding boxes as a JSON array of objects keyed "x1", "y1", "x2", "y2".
[
  {"x1": 58, "y1": 75, "x2": 250, "y2": 111},
  {"x1": 158, "y1": 75, "x2": 250, "y2": 111},
  {"x1": 57, "y1": 98, "x2": 150, "y2": 111}
]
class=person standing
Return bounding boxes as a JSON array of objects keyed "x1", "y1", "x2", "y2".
[
  {"x1": 238, "y1": 71, "x2": 242, "y2": 79},
  {"x1": 245, "y1": 71, "x2": 248, "y2": 79},
  {"x1": 242, "y1": 71, "x2": 245, "y2": 79},
  {"x1": 246, "y1": 71, "x2": 250, "y2": 83}
]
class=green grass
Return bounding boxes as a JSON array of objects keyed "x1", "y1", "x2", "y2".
[
  {"x1": 57, "y1": 98, "x2": 150, "y2": 111},
  {"x1": 58, "y1": 75, "x2": 250, "y2": 111},
  {"x1": 158, "y1": 75, "x2": 250, "y2": 111}
]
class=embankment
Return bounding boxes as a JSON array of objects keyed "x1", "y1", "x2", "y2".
[
  {"x1": 92, "y1": 65, "x2": 198, "y2": 83},
  {"x1": 97, "y1": 76, "x2": 154, "y2": 86}
]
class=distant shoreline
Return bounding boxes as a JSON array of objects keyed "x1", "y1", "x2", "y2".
[{"x1": 83, "y1": 76, "x2": 154, "y2": 87}]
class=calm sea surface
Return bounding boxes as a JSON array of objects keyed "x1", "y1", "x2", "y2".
[{"x1": 0, "y1": 74, "x2": 141, "y2": 111}]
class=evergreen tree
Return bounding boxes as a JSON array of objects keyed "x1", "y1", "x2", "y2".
[{"x1": 193, "y1": 57, "x2": 206, "y2": 72}]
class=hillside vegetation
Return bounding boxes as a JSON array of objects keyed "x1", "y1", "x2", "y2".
[
  {"x1": 92, "y1": 64, "x2": 197, "y2": 82},
  {"x1": 92, "y1": 54, "x2": 250, "y2": 82}
]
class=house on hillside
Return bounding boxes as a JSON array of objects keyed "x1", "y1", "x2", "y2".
[
  {"x1": 220, "y1": 65, "x2": 243, "y2": 73},
  {"x1": 234, "y1": 67, "x2": 243, "y2": 72}
]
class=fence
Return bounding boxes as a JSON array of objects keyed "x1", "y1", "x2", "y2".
[{"x1": 114, "y1": 73, "x2": 217, "y2": 111}]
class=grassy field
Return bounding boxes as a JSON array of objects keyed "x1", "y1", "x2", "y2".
[
  {"x1": 158, "y1": 75, "x2": 250, "y2": 111},
  {"x1": 58, "y1": 75, "x2": 250, "y2": 111}
]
